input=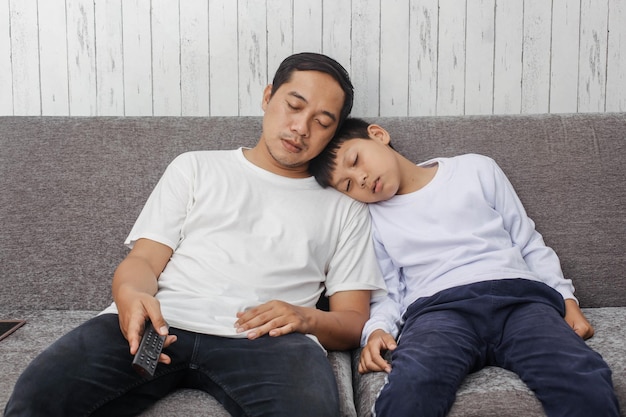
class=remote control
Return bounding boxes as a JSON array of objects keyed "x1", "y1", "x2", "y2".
[{"x1": 132, "y1": 322, "x2": 166, "y2": 377}]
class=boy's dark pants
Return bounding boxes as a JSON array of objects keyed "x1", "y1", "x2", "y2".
[
  {"x1": 374, "y1": 279, "x2": 620, "y2": 417},
  {"x1": 4, "y1": 314, "x2": 339, "y2": 417}
]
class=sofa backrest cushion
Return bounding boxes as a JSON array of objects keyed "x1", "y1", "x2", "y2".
[{"x1": 1, "y1": 114, "x2": 624, "y2": 311}]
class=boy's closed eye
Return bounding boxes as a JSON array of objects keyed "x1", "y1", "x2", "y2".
[{"x1": 341, "y1": 154, "x2": 359, "y2": 192}]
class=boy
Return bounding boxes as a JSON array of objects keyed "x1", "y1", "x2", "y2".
[{"x1": 309, "y1": 118, "x2": 620, "y2": 417}]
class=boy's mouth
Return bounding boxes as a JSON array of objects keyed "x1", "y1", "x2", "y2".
[{"x1": 372, "y1": 178, "x2": 381, "y2": 193}]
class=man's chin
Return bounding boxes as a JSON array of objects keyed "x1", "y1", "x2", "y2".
[{"x1": 268, "y1": 148, "x2": 309, "y2": 169}]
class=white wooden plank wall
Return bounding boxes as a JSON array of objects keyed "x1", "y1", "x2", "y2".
[{"x1": 1, "y1": 0, "x2": 625, "y2": 117}]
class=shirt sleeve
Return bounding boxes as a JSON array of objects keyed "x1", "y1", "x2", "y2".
[
  {"x1": 125, "y1": 153, "x2": 194, "y2": 250},
  {"x1": 324, "y1": 200, "x2": 387, "y2": 297},
  {"x1": 489, "y1": 158, "x2": 576, "y2": 302},
  {"x1": 361, "y1": 228, "x2": 405, "y2": 346}
]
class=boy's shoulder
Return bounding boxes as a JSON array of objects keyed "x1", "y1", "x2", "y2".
[
  {"x1": 453, "y1": 153, "x2": 495, "y2": 164},
  {"x1": 421, "y1": 154, "x2": 495, "y2": 175},
  {"x1": 447, "y1": 154, "x2": 499, "y2": 174},
  {"x1": 421, "y1": 153, "x2": 493, "y2": 166}
]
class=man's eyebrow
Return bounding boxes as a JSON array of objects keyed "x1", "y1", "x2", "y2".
[{"x1": 287, "y1": 91, "x2": 338, "y2": 122}]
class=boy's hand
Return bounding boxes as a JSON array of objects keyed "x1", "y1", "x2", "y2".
[
  {"x1": 564, "y1": 298, "x2": 594, "y2": 340},
  {"x1": 359, "y1": 329, "x2": 397, "y2": 374}
]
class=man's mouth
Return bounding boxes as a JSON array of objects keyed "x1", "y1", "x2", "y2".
[{"x1": 282, "y1": 138, "x2": 303, "y2": 153}]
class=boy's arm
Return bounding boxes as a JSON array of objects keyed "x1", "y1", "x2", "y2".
[
  {"x1": 359, "y1": 329, "x2": 397, "y2": 374},
  {"x1": 357, "y1": 236, "x2": 404, "y2": 373},
  {"x1": 564, "y1": 298, "x2": 594, "y2": 339},
  {"x1": 360, "y1": 235, "x2": 405, "y2": 343},
  {"x1": 491, "y1": 160, "x2": 576, "y2": 301}
]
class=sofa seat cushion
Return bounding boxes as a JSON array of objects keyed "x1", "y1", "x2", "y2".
[
  {"x1": 352, "y1": 307, "x2": 626, "y2": 417},
  {"x1": 0, "y1": 309, "x2": 357, "y2": 417}
]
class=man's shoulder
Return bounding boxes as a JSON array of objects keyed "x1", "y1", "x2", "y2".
[
  {"x1": 169, "y1": 149, "x2": 241, "y2": 169},
  {"x1": 326, "y1": 186, "x2": 369, "y2": 207},
  {"x1": 173, "y1": 149, "x2": 239, "y2": 162}
]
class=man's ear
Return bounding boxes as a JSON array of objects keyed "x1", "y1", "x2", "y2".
[
  {"x1": 261, "y1": 84, "x2": 273, "y2": 111},
  {"x1": 367, "y1": 124, "x2": 391, "y2": 145}
]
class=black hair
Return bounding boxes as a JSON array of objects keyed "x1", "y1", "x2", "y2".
[
  {"x1": 309, "y1": 117, "x2": 371, "y2": 188},
  {"x1": 271, "y1": 52, "x2": 354, "y2": 128}
]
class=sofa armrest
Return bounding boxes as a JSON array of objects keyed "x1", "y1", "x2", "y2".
[{"x1": 328, "y1": 350, "x2": 358, "y2": 417}]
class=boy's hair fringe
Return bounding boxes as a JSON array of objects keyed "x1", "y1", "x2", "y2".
[{"x1": 309, "y1": 118, "x2": 372, "y2": 188}]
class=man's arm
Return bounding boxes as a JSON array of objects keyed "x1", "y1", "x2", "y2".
[
  {"x1": 234, "y1": 289, "x2": 371, "y2": 350},
  {"x1": 112, "y1": 238, "x2": 177, "y2": 361}
]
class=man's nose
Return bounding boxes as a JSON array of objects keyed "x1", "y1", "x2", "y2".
[{"x1": 290, "y1": 114, "x2": 310, "y2": 138}]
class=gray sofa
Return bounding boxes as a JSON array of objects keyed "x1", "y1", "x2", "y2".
[{"x1": 1, "y1": 114, "x2": 625, "y2": 416}]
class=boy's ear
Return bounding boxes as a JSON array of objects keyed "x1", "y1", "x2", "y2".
[{"x1": 368, "y1": 124, "x2": 391, "y2": 145}]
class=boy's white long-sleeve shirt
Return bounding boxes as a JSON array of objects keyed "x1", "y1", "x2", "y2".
[{"x1": 361, "y1": 154, "x2": 576, "y2": 346}]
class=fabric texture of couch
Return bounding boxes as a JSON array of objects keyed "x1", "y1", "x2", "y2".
[{"x1": 1, "y1": 114, "x2": 625, "y2": 416}]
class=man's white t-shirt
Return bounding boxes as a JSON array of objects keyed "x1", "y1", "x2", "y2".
[{"x1": 102, "y1": 149, "x2": 385, "y2": 340}]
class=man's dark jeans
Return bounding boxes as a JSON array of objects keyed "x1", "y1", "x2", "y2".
[{"x1": 4, "y1": 314, "x2": 339, "y2": 417}]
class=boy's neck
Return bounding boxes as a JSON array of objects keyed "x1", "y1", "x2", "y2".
[{"x1": 397, "y1": 154, "x2": 438, "y2": 195}]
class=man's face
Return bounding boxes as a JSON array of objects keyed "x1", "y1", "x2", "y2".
[{"x1": 260, "y1": 70, "x2": 345, "y2": 177}]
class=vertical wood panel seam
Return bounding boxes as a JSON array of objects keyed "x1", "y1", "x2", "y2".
[
  {"x1": 93, "y1": 0, "x2": 99, "y2": 115},
  {"x1": 149, "y1": 0, "x2": 154, "y2": 115},
  {"x1": 520, "y1": 0, "x2": 525, "y2": 113},
  {"x1": 461, "y1": 0, "x2": 467, "y2": 114},
  {"x1": 548, "y1": 0, "x2": 553, "y2": 112},
  {"x1": 435, "y1": 0, "x2": 440, "y2": 115},
  {"x1": 8, "y1": 0, "x2": 14, "y2": 114},
  {"x1": 120, "y1": 0, "x2": 126, "y2": 115},
  {"x1": 236, "y1": 0, "x2": 240, "y2": 116},
  {"x1": 265, "y1": 0, "x2": 269, "y2": 89},
  {"x1": 36, "y1": 0, "x2": 42, "y2": 115},
  {"x1": 377, "y1": 0, "x2": 381, "y2": 116},
  {"x1": 603, "y1": 0, "x2": 610, "y2": 112},
  {"x1": 406, "y1": 1, "x2": 410, "y2": 117},
  {"x1": 491, "y1": 0, "x2": 496, "y2": 114},
  {"x1": 349, "y1": 0, "x2": 353, "y2": 74},
  {"x1": 576, "y1": 0, "x2": 582, "y2": 112},
  {"x1": 207, "y1": 0, "x2": 211, "y2": 115},
  {"x1": 177, "y1": 0, "x2": 181, "y2": 116},
  {"x1": 320, "y1": 0, "x2": 324, "y2": 53},
  {"x1": 64, "y1": 0, "x2": 71, "y2": 115}
]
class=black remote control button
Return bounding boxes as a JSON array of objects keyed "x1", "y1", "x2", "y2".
[{"x1": 132, "y1": 322, "x2": 166, "y2": 378}]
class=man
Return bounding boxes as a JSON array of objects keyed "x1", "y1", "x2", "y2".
[{"x1": 4, "y1": 53, "x2": 385, "y2": 417}]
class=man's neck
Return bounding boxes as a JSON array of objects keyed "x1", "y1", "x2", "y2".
[{"x1": 242, "y1": 146, "x2": 311, "y2": 179}]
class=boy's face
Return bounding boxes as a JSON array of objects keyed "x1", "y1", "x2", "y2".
[
  {"x1": 330, "y1": 134, "x2": 401, "y2": 203},
  {"x1": 259, "y1": 70, "x2": 345, "y2": 177}
]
